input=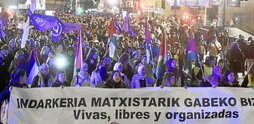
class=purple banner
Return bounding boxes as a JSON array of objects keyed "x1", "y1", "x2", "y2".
[
  {"x1": 52, "y1": 21, "x2": 65, "y2": 42},
  {"x1": 30, "y1": 14, "x2": 59, "y2": 31},
  {"x1": 63, "y1": 22, "x2": 82, "y2": 33},
  {"x1": 30, "y1": 14, "x2": 64, "y2": 42}
]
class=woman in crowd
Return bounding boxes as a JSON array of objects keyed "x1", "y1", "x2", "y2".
[
  {"x1": 40, "y1": 45, "x2": 51, "y2": 63},
  {"x1": 90, "y1": 62, "x2": 105, "y2": 88},
  {"x1": 72, "y1": 63, "x2": 91, "y2": 87},
  {"x1": 161, "y1": 58, "x2": 183, "y2": 87},
  {"x1": 85, "y1": 48, "x2": 99, "y2": 75},
  {"x1": 207, "y1": 65, "x2": 222, "y2": 87},
  {"x1": 105, "y1": 70, "x2": 126, "y2": 88},
  {"x1": 219, "y1": 70, "x2": 240, "y2": 87},
  {"x1": 113, "y1": 62, "x2": 130, "y2": 88},
  {"x1": 119, "y1": 53, "x2": 134, "y2": 81},
  {"x1": 8, "y1": 50, "x2": 27, "y2": 74},
  {"x1": 130, "y1": 65, "x2": 154, "y2": 88},
  {"x1": 31, "y1": 63, "x2": 54, "y2": 88},
  {"x1": 51, "y1": 70, "x2": 69, "y2": 87}
]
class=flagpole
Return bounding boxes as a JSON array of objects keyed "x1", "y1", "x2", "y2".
[{"x1": 197, "y1": 54, "x2": 206, "y2": 82}]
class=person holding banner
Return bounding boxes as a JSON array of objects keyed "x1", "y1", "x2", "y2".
[
  {"x1": 219, "y1": 70, "x2": 240, "y2": 87},
  {"x1": 90, "y1": 62, "x2": 105, "y2": 88},
  {"x1": 161, "y1": 58, "x2": 183, "y2": 87},
  {"x1": 130, "y1": 65, "x2": 154, "y2": 88},
  {"x1": 51, "y1": 70, "x2": 68, "y2": 87},
  {"x1": 207, "y1": 65, "x2": 222, "y2": 87},
  {"x1": 31, "y1": 63, "x2": 53, "y2": 88},
  {"x1": 72, "y1": 63, "x2": 91, "y2": 87},
  {"x1": 113, "y1": 62, "x2": 130, "y2": 88},
  {"x1": 105, "y1": 70, "x2": 126, "y2": 88}
]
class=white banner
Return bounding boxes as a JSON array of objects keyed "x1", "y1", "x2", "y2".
[{"x1": 8, "y1": 87, "x2": 254, "y2": 124}]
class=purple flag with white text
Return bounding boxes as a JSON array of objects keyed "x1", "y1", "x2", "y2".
[
  {"x1": 52, "y1": 21, "x2": 65, "y2": 42},
  {"x1": 30, "y1": 14, "x2": 64, "y2": 42}
]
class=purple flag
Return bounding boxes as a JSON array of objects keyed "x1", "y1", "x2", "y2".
[
  {"x1": 30, "y1": 14, "x2": 59, "y2": 31},
  {"x1": 114, "y1": 19, "x2": 123, "y2": 34},
  {"x1": 30, "y1": 14, "x2": 64, "y2": 42},
  {"x1": 187, "y1": 34, "x2": 197, "y2": 61},
  {"x1": 52, "y1": 21, "x2": 64, "y2": 42},
  {"x1": 123, "y1": 13, "x2": 133, "y2": 35}
]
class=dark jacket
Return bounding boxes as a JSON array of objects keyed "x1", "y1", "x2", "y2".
[
  {"x1": 0, "y1": 80, "x2": 28, "y2": 101},
  {"x1": 51, "y1": 80, "x2": 69, "y2": 87}
]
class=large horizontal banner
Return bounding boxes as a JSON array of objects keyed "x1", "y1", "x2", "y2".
[{"x1": 8, "y1": 87, "x2": 254, "y2": 124}]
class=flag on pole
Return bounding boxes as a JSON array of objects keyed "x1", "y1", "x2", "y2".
[
  {"x1": 156, "y1": 30, "x2": 168, "y2": 79},
  {"x1": 52, "y1": 21, "x2": 64, "y2": 42},
  {"x1": 109, "y1": 35, "x2": 118, "y2": 61},
  {"x1": 187, "y1": 33, "x2": 197, "y2": 61},
  {"x1": 114, "y1": 19, "x2": 123, "y2": 34},
  {"x1": 21, "y1": 0, "x2": 36, "y2": 48},
  {"x1": 123, "y1": 13, "x2": 133, "y2": 35},
  {"x1": 72, "y1": 30, "x2": 83, "y2": 86},
  {"x1": 21, "y1": 19, "x2": 30, "y2": 48},
  {"x1": 30, "y1": 13, "x2": 64, "y2": 42},
  {"x1": 75, "y1": 30, "x2": 83, "y2": 69},
  {"x1": 145, "y1": 22, "x2": 152, "y2": 64},
  {"x1": 26, "y1": 49, "x2": 40, "y2": 85},
  {"x1": 108, "y1": 18, "x2": 116, "y2": 37},
  {"x1": 70, "y1": 24, "x2": 82, "y2": 85}
]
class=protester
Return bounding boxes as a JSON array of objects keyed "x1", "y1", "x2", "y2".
[
  {"x1": 113, "y1": 62, "x2": 130, "y2": 88},
  {"x1": 130, "y1": 65, "x2": 154, "y2": 88},
  {"x1": 72, "y1": 63, "x2": 91, "y2": 87},
  {"x1": 207, "y1": 65, "x2": 222, "y2": 87},
  {"x1": 161, "y1": 58, "x2": 183, "y2": 87},
  {"x1": 105, "y1": 70, "x2": 126, "y2": 88},
  {"x1": 31, "y1": 63, "x2": 53, "y2": 88},
  {"x1": 0, "y1": 69, "x2": 28, "y2": 101},
  {"x1": 51, "y1": 70, "x2": 68, "y2": 87},
  {"x1": 219, "y1": 70, "x2": 240, "y2": 87},
  {"x1": 90, "y1": 62, "x2": 105, "y2": 88},
  {"x1": 0, "y1": 12, "x2": 253, "y2": 94}
]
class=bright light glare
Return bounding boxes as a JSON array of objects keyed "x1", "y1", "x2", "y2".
[
  {"x1": 9, "y1": 5, "x2": 17, "y2": 9},
  {"x1": 55, "y1": 55, "x2": 67, "y2": 69}
]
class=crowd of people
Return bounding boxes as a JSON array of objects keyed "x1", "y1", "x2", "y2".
[{"x1": 0, "y1": 13, "x2": 254, "y2": 102}]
